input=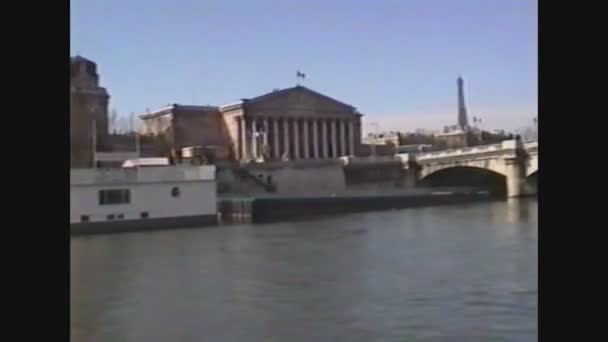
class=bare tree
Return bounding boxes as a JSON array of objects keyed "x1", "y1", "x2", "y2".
[
  {"x1": 132, "y1": 114, "x2": 143, "y2": 134},
  {"x1": 109, "y1": 108, "x2": 119, "y2": 134},
  {"x1": 109, "y1": 108, "x2": 135, "y2": 134},
  {"x1": 128, "y1": 112, "x2": 135, "y2": 133},
  {"x1": 116, "y1": 116, "x2": 130, "y2": 134}
]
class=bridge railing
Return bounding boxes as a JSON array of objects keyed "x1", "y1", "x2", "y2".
[
  {"x1": 416, "y1": 143, "x2": 504, "y2": 161},
  {"x1": 414, "y1": 139, "x2": 540, "y2": 161}
]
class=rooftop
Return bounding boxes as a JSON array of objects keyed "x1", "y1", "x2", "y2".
[
  {"x1": 141, "y1": 85, "x2": 360, "y2": 118},
  {"x1": 219, "y1": 85, "x2": 357, "y2": 112},
  {"x1": 70, "y1": 165, "x2": 216, "y2": 186},
  {"x1": 70, "y1": 55, "x2": 94, "y2": 64},
  {"x1": 139, "y1": 104, "x2": 219, "y2": 120}
]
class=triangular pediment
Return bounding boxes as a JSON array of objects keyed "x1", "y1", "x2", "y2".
[{"x1": 245, "y1": 86, "x2": 356, "y2": 113}]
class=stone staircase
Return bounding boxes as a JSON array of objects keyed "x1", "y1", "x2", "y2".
[{"x1": 233, "y1": 167, "x2": 277, "y2": 193}]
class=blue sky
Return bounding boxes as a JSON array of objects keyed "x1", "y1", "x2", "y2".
[{"x1": 71, "y1": 0, "x2": 537, "y2": 133}]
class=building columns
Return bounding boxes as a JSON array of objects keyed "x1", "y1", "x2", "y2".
[
  {"x1": 321, "y1": 119, "x2": 328, "y2": 158},
  {"x1": 339, "y1": 119, "x2": 346, "y2": 157},
  {"x1": 331, "y1": 119, "x2": 338, "y2": 158},
  {"x1": 251, "y1": 118, "x2": 258, "y2": 159},
  {"x1": 241, "y1": 116, "x2": 357, "y2": 161},
  {"x1": 262, "y1": 118, "x2": 269, "y2": 159},
  {"x1": 349, "y1": 119, "x2": 355, "y2": 156},
  {"x1": 303, "y1": 118, "x2": 309, "y2": 159},
  {"x1": 312, "y1": 119, "x2": 319, "y2": 159},
  {"x1": 263, "y1": 118, "x2": 269, "y2": 147},
  {"x1": 293, "y1": 118, "x2": 300, "y2": 159},
  {"x1": 283, "y1": 118, "x2": 290, "y2": 160},
  {"x1": 273, "y1": 118, "x2": 280, "y2": 158},
  {"x1": 240, "y1": 116, "x2": 248, "y2": 160}
]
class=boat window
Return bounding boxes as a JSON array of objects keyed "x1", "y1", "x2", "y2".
[
  {"x1": 117, "y1": 214, "x2": 124, "y2": 219},
  {"x1": 80, "y1": 215, "x2": 89, "y2": 222},
  {"x1": 171, "y1": 187, "x2": 180, "y2": 198},
  {"x1": 107, "y1": 214, "x2": 115, "y2": 220},
  {"x1": 141, "y1": 212, "x2": 149, "y2": 218},
  {"x1": 99, "y1": 189, "x2": 131, "y2": 205}
]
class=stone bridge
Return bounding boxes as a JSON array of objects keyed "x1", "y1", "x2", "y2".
[{"x1": 410, "y1": 140, "x2": 538, "y2": 197}]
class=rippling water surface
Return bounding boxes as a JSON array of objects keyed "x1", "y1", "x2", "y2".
[{"x1": 71, "y1": 199, "x2": 537, "y2": 342}]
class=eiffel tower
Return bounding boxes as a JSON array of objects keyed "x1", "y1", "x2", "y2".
[{"x1": 457, "y1": 75, "x2": 469, "y2": 131}]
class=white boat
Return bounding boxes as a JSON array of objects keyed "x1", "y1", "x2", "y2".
[{"x1": 70, "y1": 165, "x2": 218, "y2": 235}]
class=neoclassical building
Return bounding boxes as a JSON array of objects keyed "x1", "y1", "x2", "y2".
[{"x1": 140, "y1": 85, "x2": 364, "y2": 162}]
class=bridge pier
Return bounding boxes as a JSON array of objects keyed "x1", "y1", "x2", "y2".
[{"x1": 505, "y1": 158, "x2": 525, "y2": 198}]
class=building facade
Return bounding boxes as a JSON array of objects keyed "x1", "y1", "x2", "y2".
[
  {"x1": 363, "y1": 132, "x2": 401, "y2": 146},
  {"x1": 139, "y1": 104, "x2": 231, "y2": 159},
  {"x1": 139, "y1": 86, "x2": 363, "y2": 162},
  {"x1": 434, "y1": 130, "x2": 468, "y2": 149},
  {"x1": 70, "y1": 56, "x2": 110, "y2": 168}
]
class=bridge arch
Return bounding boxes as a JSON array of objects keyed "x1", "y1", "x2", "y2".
[
  {"x1": 525, "y1": 153, "x2": 538, "y2": 177},
  {"x1": 418, "y1": 165, "x2": 507, "y2": 194},
  {"x1": 418, "y1": 160, "x2": 508, "y2": 180},
  {"x1": 525, "y1": 170, "x2": 538, "y2": 187},
  {"x1": 523, "y1": 170, "x2": 538, "y2": 196}
]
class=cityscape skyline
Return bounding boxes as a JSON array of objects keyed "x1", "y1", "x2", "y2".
[{"x1": 71, "y1": 0, "x2": 537, "y2": 132}]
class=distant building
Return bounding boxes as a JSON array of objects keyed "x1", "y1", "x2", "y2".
[
  {"x1": 139, "y1": 104, "x2": 231, "y2": 161},
  {"x1": 434, "y1": 130, "x2": 468, "y2": 149},
  {"x1": 70, "y1": 56, "x2": 110, "y2": 168},
  {"x1": 395, "y1": 144, "x2": 433, "y2": 154},
  {"x1": 363, "y1": 132, "x2": 401, "y2": 146},
  {"x1": 139, "y1": 86, "x2": 364, "y2": 162},
  {"x1": 414, "y1": 128, "x2": 436, "y2": 135},
  {"x1": 70, "y1": 56, "x2": 164, "y2": 168}
]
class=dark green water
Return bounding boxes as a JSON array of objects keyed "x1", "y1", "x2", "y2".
[{"x1": 71, "y1": 199, "x2": 537, "y2": 341}]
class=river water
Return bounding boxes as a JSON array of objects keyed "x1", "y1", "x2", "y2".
[{"x1": 71, "y1": 199, "x2": 537, "y2": 342}]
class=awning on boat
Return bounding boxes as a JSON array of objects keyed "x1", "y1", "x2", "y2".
[{"x1": 122, "y1": 158, "x2": 169, "y2": 168}]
